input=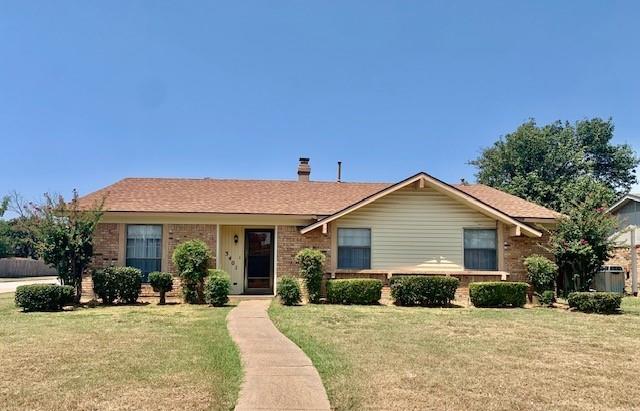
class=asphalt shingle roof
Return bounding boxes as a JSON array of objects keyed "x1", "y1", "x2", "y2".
[{"x1": 77, "y1": 177, "x2": 560, "y2": 220}]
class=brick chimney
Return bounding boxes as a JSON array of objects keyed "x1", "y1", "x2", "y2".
[{"x1": 297, "y1": 157, "x2": 311, "y2": 182}]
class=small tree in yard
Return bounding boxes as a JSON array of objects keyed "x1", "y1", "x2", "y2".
[
  {"x1": 148, "y1": 272, "x2": 173, "y2": 305},
  {"x1": 294, "y1": 248, "x2": 325, "y2": 304},
  {"x1": 172, "y1": 240, "x2": 212, "y2": 303},
  {"x1": 35, "y1": 191, "x2": 103, "y2": 303},
  {"x1": 548, "y1": 201, "x2": 616, "y2": 294}
]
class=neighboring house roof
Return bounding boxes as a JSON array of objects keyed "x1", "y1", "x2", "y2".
[
  {"x1": 608, "y1": 193, "x2": 640, "y2": 215},
  {"x1": 453, "y1": 183, "x2": 563, "y2": 220},
  {"x1": 77, "y1": 175, "x2": 560, "y2": 222},
  {"x1": 300, "y1": 173, "x2": 543, "y2": 237}
]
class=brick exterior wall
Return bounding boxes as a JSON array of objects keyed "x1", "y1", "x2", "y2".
[
  {"x1": 166, "y1": 224, "x2": 217, "y2": 273},
  {"x1": 83, "y1": 223, "x2": 217, "y2": 301},
  {"x1": 82, "y1": 223, "x2": 120, "y2": 298},
  {"x1": 276, "y1": 225, "x2": 331, "y2": 278},
  {"x1": 607, "y1": 246, "x2": 640, "y2": 292},
  {"x1": 502, "y1": 226, "x2": 553, "y2": 282}
]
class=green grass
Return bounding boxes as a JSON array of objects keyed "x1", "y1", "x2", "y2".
[
  {"x1": 270, "y1": 298, "x2": 640, "y2": 411},
  {"x1": 0, "y1": 293, "x2": 242, "y2": 411}
]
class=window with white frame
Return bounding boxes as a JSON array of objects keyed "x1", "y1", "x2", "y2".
[{"x1": 337, "y1": 228, "x2": 371, "y2": 269}]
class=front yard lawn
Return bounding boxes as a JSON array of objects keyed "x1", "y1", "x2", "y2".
[
  {"x1": 270, "y1": 298, "x2": 640, "y2": 411},
  {"x1": 0, "y1": 293, "x2": 242, "y2": 411}
]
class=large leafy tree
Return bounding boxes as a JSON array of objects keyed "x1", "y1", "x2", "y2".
[
  {"x1": 470, "y1": 118, "x2": 638, "y2": 212},
  {"x1": 34, "y1": 191, "x2": 103, "y2": 303}
]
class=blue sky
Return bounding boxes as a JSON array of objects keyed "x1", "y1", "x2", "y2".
[{"x1": 1, "y1": 1, "x2": 639, "y2": 205}]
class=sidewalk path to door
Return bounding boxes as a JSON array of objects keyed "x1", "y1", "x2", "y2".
[{"x1": 227, "y1": 299, "x2": 331, "y2": 411}]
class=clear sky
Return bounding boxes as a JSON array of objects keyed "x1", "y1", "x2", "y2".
[{"x1": 1, "y1": 0, "x2": 639, "y2": 205}]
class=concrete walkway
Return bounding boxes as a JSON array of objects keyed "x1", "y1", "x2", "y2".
[
  {"x1": 227, "y1": 300, "x2": 331, "y2": 411},
  {"x1": 0, "y1": 276, "x2": 59, "y2": 293}
]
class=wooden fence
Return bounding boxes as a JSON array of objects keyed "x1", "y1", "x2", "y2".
[{"x1": 0, "y1": 257, "x2": 57, "y2": 278}]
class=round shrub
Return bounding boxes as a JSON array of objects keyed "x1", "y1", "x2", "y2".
[
  {"x1": 294, "y1": 248, "x2": 326, "y2": 304},
  {"x1": 118, "y1": 267, "x2": 143, "y2": 304},
  {"x1": 538, "y1": 290, "x2": 555, "y2": 307},
  {"x1": 524, "y1": 255, "x2": 558, "y2": 293},
  {"x1": 469, "y1": 282, "x2": 528, "y2": 308},
  {"x1": 148, "y1": 271, "x2": 174, "y2": 305},
  {"x1": 172, "y1": 240, "x2": 213, "y2": 304},
  {"x1": 277, "y1": 277, "x2": 302, "y2": 306},
  {"x1": 204, "y1": 269, "x2": 230, "y2": 307},
  {"x1": 15, "y1": 284, "x2": 75, "y2": 312},
  {"x1": 92, "y1": 266, "x2": 142, "y2": 304},
  {"x1": 92, "y1": 268, "x2": 118, "y2": 304},
  {"x1": 326, "y1": 279, "x2": 382, "y2": 305},
  {"x1": 567, "y1": 292, "x2": 621, "y2": 314},
  {"x1": 390, "y1": 275, "x2": 459, "y2": 307}
]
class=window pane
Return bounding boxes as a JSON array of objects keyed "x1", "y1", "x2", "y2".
[
  {"x1": 338, "y1": 247, "x2": 371, "y2": 269},
  {"x1": 338, "y1": 228, "x2": 371, "y2": 247},
  {"x1": 464, "y1": 229, "x2": 496, "y2": 249}
]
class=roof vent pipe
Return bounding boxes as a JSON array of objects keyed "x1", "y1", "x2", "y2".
[
  {"x1": 337, "y1": 161, "x2": 342, "y2": 183},
  {"x1": 297, "y1": 157, "x2": 311, "y2": 182}
]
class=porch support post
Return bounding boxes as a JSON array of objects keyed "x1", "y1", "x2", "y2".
[
  {"x1": 273, "y1": 225, "x2": 278, "y2": 296},
  {"x1": 216, "y1": 224, "x2": 221, "y2": 269}
]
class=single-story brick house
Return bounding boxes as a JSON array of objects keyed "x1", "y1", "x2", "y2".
[{"x1": 78, "y1": 158, "x2": 560, "y2": 297}]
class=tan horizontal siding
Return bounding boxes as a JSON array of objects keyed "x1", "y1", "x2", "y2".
[{"x1": 335, "y1": 185, "x2": 497, "y2": 272}]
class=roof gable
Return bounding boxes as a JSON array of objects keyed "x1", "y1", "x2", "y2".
[
  {"x1": 300, "y1": 173, "x2": 543, "y2": 237},
  {"x1": 608, "y1": 193, "x2": 640, "y2": 215}
]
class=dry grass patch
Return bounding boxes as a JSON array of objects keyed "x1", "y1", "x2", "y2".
[
  {"x1": 270, "y1": 298, "x2": 640, "y2": 411},
  {"x1": 0, "y1": 293, "x2": 241, "y2": 411}
]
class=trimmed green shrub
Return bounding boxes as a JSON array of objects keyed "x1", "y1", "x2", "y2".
[
  {"x1": 469, "y1": 282, "x2": 528, "y2": 308},
  {"x1": 92, "y1": 266, "x2": 142, "y2": 304},
  {"x1": 148, "y1": 271, "x2": 174, "y2": 305},
  {"x1": 539, "y1": 290, "x2": 555, "y2": 307},
  {"x1": 326, "y1": 279, "x2": 382, "y2": 305},
  {"x1": 390, "y1": 275, "x2": 459, "y2": 307},
  {"x1": 118, "y1": 267, "x2": 143, "y2": 304},
  {"x1": 92, "y1": 268, "x2": 119, "y2": 304},
  {"x1": 295, "y1": 248, "x2": 326, "y2": 304},
  {"x1": 277, "y1": 277, "x2": 302, "y2": 306},
  {"x1": 172, "y1": 240, "x2": 213, "y2": 303},
  {"x1": 567, "y1": 292, "x2": 621, "y2": 314},
  {"x1": 15, "y1": 284, "x2": 75, "y2": 312},
  {"x1": 524, "y1": 255, "x2": 558, "y2": 293},
  {"x1": 204, "y1": 269, "x2": 230, "y2": 307}
]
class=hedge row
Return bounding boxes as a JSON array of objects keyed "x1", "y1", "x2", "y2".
[
  {"x1": 567, "y1": 292, "x2": 621, "y2": 314},
  {"x1": 15, "y1": 284, "x2": 75, "y2": 312},
  {"x1": 326, "y1": 279, "x2": 382, "y2": 305},
  {"x1": 390, "y1": 275, "x2": 459, "y2": 306},
  {"x1": 469, "y1": 282, "x2": 528, "y2": 308}
]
